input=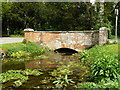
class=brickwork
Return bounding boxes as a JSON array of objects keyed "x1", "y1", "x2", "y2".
[{"x1": 24, "y1": 27, "x2": 108, "y2": 51}]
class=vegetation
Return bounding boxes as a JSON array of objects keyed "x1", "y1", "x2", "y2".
[
  {"x1": 49, "y1": 43, "x2": 119, "y2": 89},
  {"x1": 75, "y1": 44, "x2": 119, "y2": 88},
  {"x1": 79, "y1": 44, "x2": 118, "y2": 82},
  {"x1": 50, "y1": 60, "x2": 89, "y2": 88},
  {"x1": 0, "y1": 39, "x2": 119, "y2": 89},
  {"x1": 2, "y1": 2, "x2": 120, "y2": 37},
  {"x1": 75, "y1": 80, "x2": 118, "y2": 88},
  {"x1": 0, "y1": 42, "x2": 24, "y2": 50},
  {"x1": 53, "y1": 75, "x2": 75, "y2": 88},
  {"x1": 10, "y1": 35, "x2": 24, "y2": 37},
  {"x1": 0, "y1": 69, "x2": 43, "y2": 87},
  {"x1": 4, "y1": 42, "x2": 46, "y2": 58},
  {"x1": 109, "y1": 35, "x2": 120, "y2": 39}
]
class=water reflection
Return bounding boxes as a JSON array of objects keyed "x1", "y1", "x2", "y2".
[
  {"x1": 25, "y1": 53, "x2": 79, "y2": 71},
  {"x1": 25, "y1": 59, "x2": 57, "y2": 70},
  {"x1": 54, "y1": 48, "x2": 78, "y2": 55}
]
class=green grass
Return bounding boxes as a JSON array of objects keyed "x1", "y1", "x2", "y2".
[
  {"x1": 75, "y1": 81, "x2": 118, "y2": 88},
  {"x1": 1, "y1": 42, "x2": 46, "y2": 58},
  {"x1": 80, "y1": 44, "x2": 118, "y2": 59},
  {"x1": 0, "y1": 43, "x2": 25, "y2": 50},
  {"x1": 10, "y1": 35, "x2": 24, "y2": 37},
  {"x1": 109, "y1": 35, "x2": 120, "y2": 39}
]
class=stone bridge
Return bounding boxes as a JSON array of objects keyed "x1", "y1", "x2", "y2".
[{"x1": 24, "y1": 27, "x2": 108, "y2": 51}]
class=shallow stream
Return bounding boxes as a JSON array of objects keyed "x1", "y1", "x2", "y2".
[{"x1": 1, "y1": 49, "x2": 89, "y2": 89}]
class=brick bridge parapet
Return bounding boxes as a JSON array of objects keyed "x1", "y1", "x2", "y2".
[{"x1": 24, "y1": 27, "x2": 108, "y2": 51}]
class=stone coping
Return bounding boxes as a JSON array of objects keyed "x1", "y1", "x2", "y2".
[{"x1": 32, "y1": 30, "x2": 100, "y2": 33}]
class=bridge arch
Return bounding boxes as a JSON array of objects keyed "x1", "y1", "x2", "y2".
[{"x1": 54, "y1": 48, "x2": 78, "y2": 55}]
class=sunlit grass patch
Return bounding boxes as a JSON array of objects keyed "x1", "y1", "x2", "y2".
[{"x1": 0, "y1": 42, "x2": 24, "y2": 50}]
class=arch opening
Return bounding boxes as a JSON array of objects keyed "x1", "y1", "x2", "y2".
[{"x1": 54, "y1": 48, "x2": 78, "y2": 55}]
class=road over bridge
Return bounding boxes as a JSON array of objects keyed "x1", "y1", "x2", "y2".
[
  {"x1": 24, "y1": 27, "x2": 108, "y2": 51},
  {"x1": 0, "y1": 37, "x2": 24, "y2": 44}
]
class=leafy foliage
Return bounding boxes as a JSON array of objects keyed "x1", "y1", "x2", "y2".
[
  {"x1": 79, "y1": 44, "x2": 119, "y2": 82},
  {"x1": 2, "y1": 2, "x2": 119, "y2": 37},
  {"x1": 6, "y1": 42, "x2": 46, "y2": 58},
  {"x1": 22, "y1": 69, "x2": 43, "y2": 76},
  {"x1": 75, "y1": 82, "x2": 96, "y2": 88},
  {"x1": 10, "y1": 51, "x2": 29, "y2": 58},
  {"x1": 50, "y1": 61, "x2": 89, "y2": 78},
  {"x1": 22, "y1": 39, "x2": 26, "y2": 44},
  {"x1": 25, "y1": 42, "x2": 45, "y2": 54},
  {"x1": 0, "y1": 69, "x2": 43, "y2": 87},
  {"x1": 50, "y1": 60, "x2": 89, "y2": 88},
  {"x1": 75, "y1": 80, "x2": 118, "y2": 88},
  {"x1": 53, "y1": 75, "x2": 75, "y2": 88}
]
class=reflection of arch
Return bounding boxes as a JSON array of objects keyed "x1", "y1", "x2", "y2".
[{"x1": 54, "y1": 48, "x2": 78, "y2": 55}]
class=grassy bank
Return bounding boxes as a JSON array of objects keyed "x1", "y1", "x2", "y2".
[
  {"x1": 0, "y1": 43, "x2": 24, "y2": 50},
  {"x1": 0, "y1": 42, "x2": 48, "y2": 59},
  {"x1": 76, "y1": 43, "x2": 119, "y2": 88}
]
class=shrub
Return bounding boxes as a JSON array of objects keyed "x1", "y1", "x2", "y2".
[{"x1": 22, "y1": 39, "x2": 26, "y2": 44}]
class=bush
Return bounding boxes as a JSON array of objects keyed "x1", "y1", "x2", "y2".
[{"x1": 22, "y1": 39, "x2": 26, "y2": 44}]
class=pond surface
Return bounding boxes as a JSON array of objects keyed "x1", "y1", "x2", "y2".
[{"x1": 1, "y1": 49, "x2": 89, "y2": 89}]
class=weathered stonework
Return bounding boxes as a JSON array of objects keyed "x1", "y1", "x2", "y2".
[{"x1": 24, "y1": 28, "x2": 108, "y2": 51}]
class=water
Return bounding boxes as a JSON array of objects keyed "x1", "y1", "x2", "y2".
[{"x1": 1, "y1": 49, "x2": 89, "y2": 89}]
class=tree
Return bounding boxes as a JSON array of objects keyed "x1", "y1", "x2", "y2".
[
  {"x1": 2, "y1": 2, "x2": 119, "y2": 37},
  {"x1": 2, "y1": 2, "x2": 13, "y2": 36}
]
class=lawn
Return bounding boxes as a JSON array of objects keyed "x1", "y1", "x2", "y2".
[{"x1": 0, "y1": 43, "x2": 25, "y2": 50}]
